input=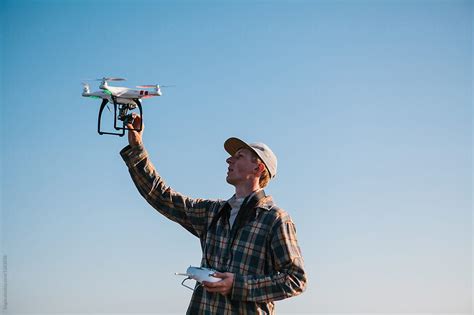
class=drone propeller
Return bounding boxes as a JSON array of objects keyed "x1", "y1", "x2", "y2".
[
  {"x1": 83, "y1": 77, "x2": 126, "y2": 82},
  {"x1": 98, "y1": 77, "x2": 126, "y2": 82},
  {"x1": 136, "y1": 84, "x2": 175, "y2": 88}
]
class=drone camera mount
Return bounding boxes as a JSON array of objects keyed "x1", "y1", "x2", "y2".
[{"x1": 98, "y1": 97, "x2": 143, "y2": 137}]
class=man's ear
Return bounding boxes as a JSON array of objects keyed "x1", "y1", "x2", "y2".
[{"x1": 255, "y1": 163, "x2": 265, "y2": 174}]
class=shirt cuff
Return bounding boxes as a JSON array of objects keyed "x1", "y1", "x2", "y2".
[
  {"x1": 230, "y1": 274, "x2": 247, "y2": 301},
  {"x1": 120, "y1": 144, "x2": 148, "y2": 167}
]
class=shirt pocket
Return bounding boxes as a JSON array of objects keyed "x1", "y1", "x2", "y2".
[{"x1": 230, "y1": 221, "x2": 271, "y2": 275}]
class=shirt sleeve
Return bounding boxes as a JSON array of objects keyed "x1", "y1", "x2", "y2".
[
  {"x1": 230, "y1": 214, "x2": 307, "y2": 302},
  {"x1": 120, "y1": 144, "x2": 216, "y2": 238}
]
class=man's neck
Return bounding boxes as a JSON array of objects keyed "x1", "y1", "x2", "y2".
[{"x1": 234, "y1": 183, "x2": 261, "y2": 199}]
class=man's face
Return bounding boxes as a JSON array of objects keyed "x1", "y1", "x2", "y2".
[{"x1": 226, "y1": 148, "x2": 259, "y2": 186}]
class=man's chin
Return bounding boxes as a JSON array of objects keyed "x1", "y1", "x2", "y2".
[{"x1": 226, "y1": 176, "x2": 235, "y2": 185}]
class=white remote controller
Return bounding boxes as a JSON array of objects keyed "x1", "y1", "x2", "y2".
[{"x1": 176, "y1": 266, "x2": 221, "y2": 283}]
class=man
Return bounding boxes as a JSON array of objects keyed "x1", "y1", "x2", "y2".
[{"x1": 120, "y1": 115, "x2": 306, "y2": 314}]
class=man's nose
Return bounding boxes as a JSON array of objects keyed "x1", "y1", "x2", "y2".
[{"x1": 226, "y1": 156, "x2": 233, "y2": 164}]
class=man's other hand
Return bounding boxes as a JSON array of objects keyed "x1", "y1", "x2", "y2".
[{"x1": 202, "y1": 272, "x2": 234, "y2": 296}]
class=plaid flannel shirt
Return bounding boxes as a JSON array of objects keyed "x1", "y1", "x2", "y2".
[{"x1": 120, "y1": 144, "x2": 307, "y2": 314}]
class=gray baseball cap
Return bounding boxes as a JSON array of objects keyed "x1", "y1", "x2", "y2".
[{"x1": 224, "y1": 137, "x2": 277, "y2": 179}]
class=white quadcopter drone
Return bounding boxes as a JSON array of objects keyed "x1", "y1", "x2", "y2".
[{"x1": 82, "y1": 77, "x2": 163, "y2": 136}]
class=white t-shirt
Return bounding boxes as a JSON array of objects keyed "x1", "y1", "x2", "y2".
[{"x1": 227, "y1": 189, "x2": 262, "y2": 227}]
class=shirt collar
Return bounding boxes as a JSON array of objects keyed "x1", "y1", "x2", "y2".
[
  {"x1": 226, "y1": 189, "x2": 275, "y2": 212},
  {"x1": 227, "y1": 188, "x2": 262, "y2": 204}
]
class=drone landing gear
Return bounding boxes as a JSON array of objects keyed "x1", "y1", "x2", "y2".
[{"x1": 97, "y1": 98, "x2": 143, "y2": 137}]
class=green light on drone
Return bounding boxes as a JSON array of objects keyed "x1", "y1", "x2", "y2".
[{"x1": 104, "y1": 90, "x2": 112, "y2": 95}]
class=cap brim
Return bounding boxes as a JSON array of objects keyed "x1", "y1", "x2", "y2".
[{"x1": 224, "y1": 137, "x2": 252, "y2": 156}]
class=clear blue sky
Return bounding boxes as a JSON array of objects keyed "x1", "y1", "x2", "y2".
[{"x1": 1, "y1": 0, "x2": 472, "y2": 313}]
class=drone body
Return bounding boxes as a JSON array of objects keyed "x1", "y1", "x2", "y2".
[{"x1": 82, "y1": 77, "x2": 162, "y2": 136}]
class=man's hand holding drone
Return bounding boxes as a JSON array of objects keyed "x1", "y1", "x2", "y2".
[{"x1": 127, "y1": 113, "x2": 143, "y2": 147}]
